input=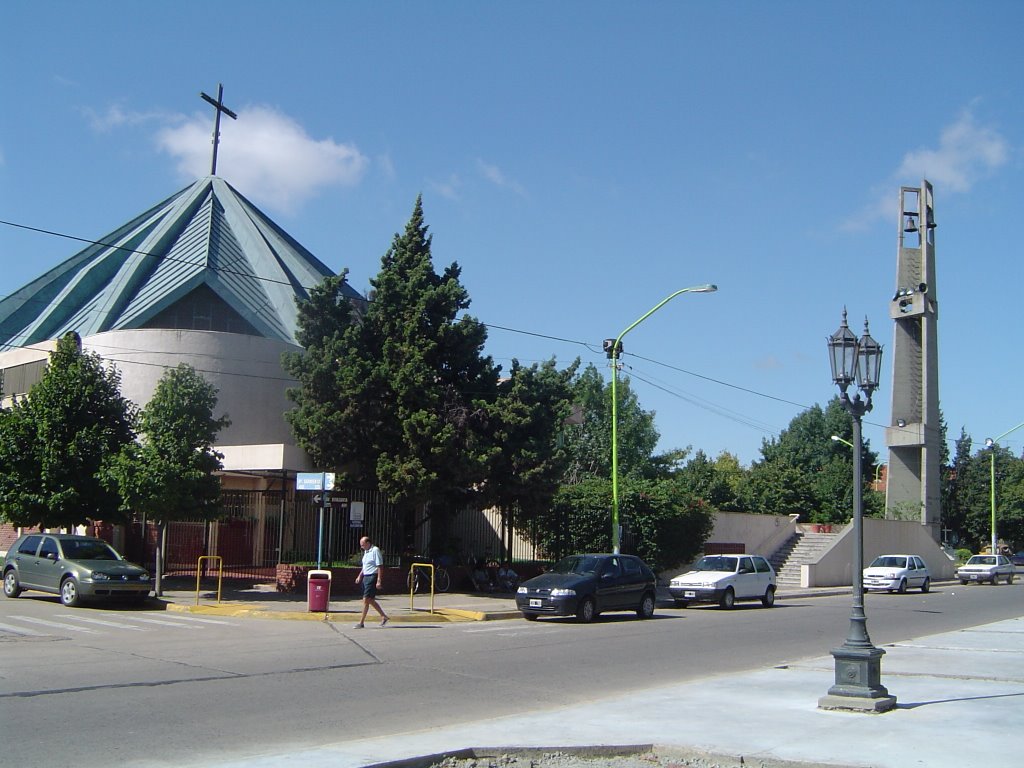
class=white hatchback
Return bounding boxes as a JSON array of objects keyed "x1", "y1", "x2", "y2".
[
  {"x1": 668, "y1": 554, "x2": 777, "y2": 609},
  {"x1": 863, "y1": 554, "x2": 931, "y2": 593}
]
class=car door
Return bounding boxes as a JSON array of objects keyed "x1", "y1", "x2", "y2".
[
  {"x1": 909, "y1": 557, "x2": 926, "y2": 588},
  {"x1": 619, "y1": 556, "x2": 646, "y2": 609},
  {"x1": 35, "y1": 536, "x2": 63, "y2": 591},
  {"x1": 734, "y1": 556, "x2": 758, "y2": 599},
  {"x1": 596, "y1": 557, "x2": 625, "y2": 610},
  {"x1": 12, "y1": 535, "x2": 44, "y2": 588},
  {"x1": 751, "y1": 556, "x2": 774, "y2": 595}
]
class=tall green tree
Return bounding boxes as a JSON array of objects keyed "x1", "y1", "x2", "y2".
[
  {"x1": 482, "y1": 358, "x2": 579, "y2": 533},
  {"x1": 286, "y1": 197, "x2": 501, "y2": 551},
  {"x1": 0, "y1": 333, "x2": 135, "y2": 529},
  {"x1": 105, "y1": 364, "x2": 229, "y2": 594},
  {"x1": 560, "y1": 364, "x2": 659, "y2": 484},
  {"x1": 283, "y1": 271, "x2": 363, "y2": 468},
  {"x1": 749, "y1": 398, "x2": 879, "y2": 522}
]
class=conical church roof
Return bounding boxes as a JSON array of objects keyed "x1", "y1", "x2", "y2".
[{"x1": 0, "y1": 176, "x2": 358, "y2": 348}]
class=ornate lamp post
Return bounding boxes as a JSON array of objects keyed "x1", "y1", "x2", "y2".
[
  {"x1": 818, "y1": 309, "x2": 896, "y2": 713},
  {"x1": 606, "y1": 284, "x2": 717, "y2": 554},
  {"x1": 984, "y1": 421, "x2": 1024, "y2": 556}
]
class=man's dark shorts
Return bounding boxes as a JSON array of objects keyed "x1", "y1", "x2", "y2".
[{"x1": 362, "y1": 574, "x2": 379, "y2": 599}]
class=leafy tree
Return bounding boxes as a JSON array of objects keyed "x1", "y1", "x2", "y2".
[
  {"x1": 482, "y1": 358, "x2": 578, "y2": 540},
  {"x1": 534, "y1": 476, "x2": 713, "y2": 572},
  {"x1": 105, "y1": 364, "x2": 229, "y2": 594},
  {"x1": 282, "y1": 271, "x2": 363, "y2": 469},
  {"x1": 941, "y1": 428, "x2": 974, "y2": 547},
  {"x1": 0, "y1": 333, "x2": 135, "y2": 529},
  {"x1": 672, "y1": 449, "x2": 736, "y2": 509},
  {"x1": 750, "y1": 398, "x2": 879, "y2": 522},
  {"x1": 286, "y1": 197, "x2": 500, "y2": 551},
  {"x1": 560, "y1": 364, "x2": 658, "y2": 484}
]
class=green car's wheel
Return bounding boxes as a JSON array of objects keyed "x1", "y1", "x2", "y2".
[
  {"x1": 60, "y1": 577, "x2": 82, "y2": 607},
  {"x1": 3, "y1": 569, "x2": 22, "y2": 598}
]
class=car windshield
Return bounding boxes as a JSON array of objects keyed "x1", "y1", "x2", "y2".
[
  {"x1": 966, "y1": 556, "x2": 995, "y2": 566},
  {"x1": 693, "y1": 556, "x2": 738, "y2": 573},
  {"x1": 61, "y1": 539, "x2": 120, "y2": 561},
  {"x1": 550, "y1": 556, "x2": 604, "y2": 575},
  {"x1": 870, "y1": 556, "x2": 908, "y2": 568}
]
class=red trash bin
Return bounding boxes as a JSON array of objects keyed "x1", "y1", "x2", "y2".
[{"x1": 307, "y1": 569, "x2": 331, "y2": 612}]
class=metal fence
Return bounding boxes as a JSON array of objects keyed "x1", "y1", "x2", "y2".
[{"x1": 121, "y1": 489, "x2": 570, "y2": 583}]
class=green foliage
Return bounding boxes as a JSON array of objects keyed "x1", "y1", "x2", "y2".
[
  {"x1": 533, "y1": 476, "x2": 713, "y2": 572},
  {"x1": 285, "y1": 198, "x2": 510, "y2": 552},
  {"x1": 483, "y1": 358, "x2": 579, "y2": 525},
  {"x1": 282, "y1": 272, "x2": 362, "y2": 469},
  {"x1": 0, "y1": 333, "x2": 136, "y2": 528},
  {"x1": 560, "y1": 364, "x2": 658, "y2": 484},
  {"x1": 105, "y1": 364, "x2": 228, "y2": 523},
  {"x1": 749, "y1": 397, "x2": 879, "y2": 522}
]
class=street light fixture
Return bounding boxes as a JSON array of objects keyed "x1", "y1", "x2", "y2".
[
  {"x1": 607, "y1": 284, "x2": 717, "y2": 554},
  {"x1": 984, "y1": 421, "x2": 1024, "y2": 556},
  {"x1": 819, "y1": 309, "x2": 896, "y2": 713}
]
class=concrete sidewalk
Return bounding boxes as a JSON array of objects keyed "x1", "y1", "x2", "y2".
[
  {"x1": 176, "y1": 609, "x2": 1023, "y2": 768},
  {"x1": 152, "y1": 583, "x2": 1024, "y2": 768},
  {"x1": 155, "y1": 582, "x2": 852, "y2": 623}
]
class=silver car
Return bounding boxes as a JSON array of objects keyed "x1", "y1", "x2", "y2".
[
  {"x1": 3, "y1": 533, "x2": 151, "y2": 606},
  {"x1": 863, "y1": 554, "x2": 931, "y2": 593},
  {"x1": 957, "y1": 554, "x2": 1015, "y2": 586}
]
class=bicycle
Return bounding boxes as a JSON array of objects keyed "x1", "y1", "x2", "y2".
[{"x1": 407, "y1": 559, "x2": 451, "y2": 593}]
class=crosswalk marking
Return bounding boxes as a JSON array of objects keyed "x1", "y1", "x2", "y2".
[
  {"x1": 55, "y1": 613, "x2": 149, "y2": 630},
  {"x1": 9, "y1": 616, "x2": 100, "y2": 633},
  {"x1": 134, "y1": 613, "x2": 234, "y2": 625},
  {"x1": 0, "y1": 612, "x2": 240, "y2": 637},
  {"x1": 108, "y1": 615, "x2": 202, "y2": 628},
  {"x1": 0, "y1": 621, "x2": 49, "y2": 636}
]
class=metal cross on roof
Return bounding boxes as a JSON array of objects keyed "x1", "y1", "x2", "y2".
[{"x1": 200, "y1": 83, "x2": 237, "y2": 176}]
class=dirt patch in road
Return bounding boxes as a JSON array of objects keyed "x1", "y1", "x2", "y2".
[{"x1": 372, "y1": 745, "x2": 859, "y2": 768}]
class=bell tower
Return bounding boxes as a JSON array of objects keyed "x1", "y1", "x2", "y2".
[{"x1": 885, "y1": 180, "x2": 941, "y2": 541}]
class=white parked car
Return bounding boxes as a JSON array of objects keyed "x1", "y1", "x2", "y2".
[
  {"x1": 863, "y1": 554, "x2": 931, "y2": 593},
  {"x1": 668, "y1": 554, "x2": 777, "y2": 609},
  {"x1": 957, "y1": 554, "x2": 1015, "y2": 585}
]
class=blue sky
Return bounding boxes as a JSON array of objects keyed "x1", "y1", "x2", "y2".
[{"x1": 1, "y1": 2, "x2": 1022, "y2": 466}]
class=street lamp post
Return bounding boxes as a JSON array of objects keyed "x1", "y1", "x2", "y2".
[
  {"x1": 819, "y1": 309, "x2": 896, "y2": 713},
  {"x1": 606, "y1": 284, "x2": 717, "y2": 554},
  {"x1": 984, "y1": 420, "x2": 1024, "y2": 556}
]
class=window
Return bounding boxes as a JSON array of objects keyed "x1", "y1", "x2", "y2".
[
  {"x1": 39, "y1": 537, "x2": 59, "y2": 560},
  {"x1": 738, "y1": 557, "x2": 754, "y2": 574},
  {"x1": 17, "y1": 536, "x2": 42, "y2": 556},
  {"x1": 753, "y1": 557, "x2": 771, "y2": 573},
  {"x1": 622, "y1": 557, "x2": 641, "y2": 576}
]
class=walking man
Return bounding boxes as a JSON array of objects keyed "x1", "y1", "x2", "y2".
[{"x1": 355, "y1": 536, "x2": 389, "y2": 628}]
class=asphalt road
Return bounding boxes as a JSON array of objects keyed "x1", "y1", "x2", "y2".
[{"x1": 1, "y1": 582, "x2": 1019, "y2": 767}]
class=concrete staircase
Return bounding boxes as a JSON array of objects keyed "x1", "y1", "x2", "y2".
[{"x1": 770, "y1": 531, "x2": 839, "y2": 589}]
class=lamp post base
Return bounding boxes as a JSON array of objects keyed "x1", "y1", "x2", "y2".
[{"x1": 818, "y1": 645, "x2": 897, "y2": 713}]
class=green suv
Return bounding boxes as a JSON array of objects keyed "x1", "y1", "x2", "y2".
[{"x1": 3, "y1": 533, "x2": 151, "y2": 606}]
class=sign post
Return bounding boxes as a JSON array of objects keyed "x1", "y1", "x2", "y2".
[{"x1": 297, "y1": 472, "x2": 335, "y2": 569}]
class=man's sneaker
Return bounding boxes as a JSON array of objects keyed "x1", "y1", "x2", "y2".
[
  {"x1": 380, "y1": 617, "x2": 389, "y2": 627},
  {"x1": 353, "y1": 622, "x2": 364, "y2": 628}
]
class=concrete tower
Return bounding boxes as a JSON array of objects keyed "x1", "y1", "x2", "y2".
[{"x1": 885, "y1": 180, "x2": 941, "y2": 541}]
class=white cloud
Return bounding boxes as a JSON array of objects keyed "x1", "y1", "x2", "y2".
[
  {"x1": 477, "y1": 159, "x2": 527, "y2": 197},
  {"x1": 896, "y1": 110, "x2": 1009, "y2": 193},
  {"x1": 84, "y1": 104, "x2": 169, "y2": 132},
  {"x1": 842, "y1": 109, "x2": 1010, "y2": 231},
  {"x1": 155, "y1": 105, "x2": 368, "y2": 213},
  {"x1": 430, "y1": 173, "x2": 463, "y2": 201}
]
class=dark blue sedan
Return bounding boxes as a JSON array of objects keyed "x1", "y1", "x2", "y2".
[{"x1": 515, "y1": 553, "x2": 657, "y2": 623}]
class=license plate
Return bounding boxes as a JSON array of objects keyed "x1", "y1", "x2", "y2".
[
  {"x1": 684, "y1": 591, "x2": 696, "y2": 598},
  {"x1": 530, "y1": 598, "x2": 542, "y2": 607}
]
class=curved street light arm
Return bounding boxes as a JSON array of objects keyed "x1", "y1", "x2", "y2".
[{"x1": 610, "y1": 284, "x2": 717, "y2": 554}]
